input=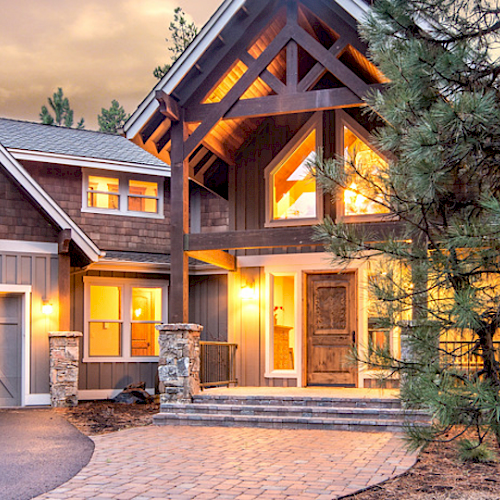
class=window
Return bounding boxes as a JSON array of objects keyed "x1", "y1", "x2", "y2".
[
  {"x1": 83, "y1": 170, "x2": 163, "y2": 218},
  {"x1": 336, "y1": 111, "x2": 389, "y2": 220},
  {"x1": 268, "y1": 273, "x2": 296, "y2": 373},
  {"x1": 84, "y1": 278, "x2": 167, "y2": 361},
  {"x1": 265, "y1": 113, "x2": 323, "y2": 226}
]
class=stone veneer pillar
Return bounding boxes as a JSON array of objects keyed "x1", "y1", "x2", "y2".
[
  {"x1": 156, "y1": 323, "x2": 203, "y2": 403},
  {"x1": 48, "y1": 331, "x2": 82, "y2": 407}
]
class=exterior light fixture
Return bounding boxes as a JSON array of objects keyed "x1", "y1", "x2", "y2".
[
  {"x1": 42, "y1": 301, "x2": 54, "y2": 315},
  {"x1": 241, "y1": 280, "x2": 256, "y2": 300}
]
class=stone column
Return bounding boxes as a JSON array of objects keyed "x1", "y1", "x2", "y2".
[
  {"x1": 48, "y1": 331, "x2": 82, "y2": 407},
  {"x1": 157, "y1": 323, "x2": 203, "y2": 403}
]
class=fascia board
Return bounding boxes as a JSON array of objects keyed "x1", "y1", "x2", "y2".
[
  {"x1": 124, "y1": 0, "x2": 246, "y2": 140},
  {"x1": 9, "y1": 149, "x2": 171, "y2": 177},
  {"x1": 336, "y1": 0, "x2": 370, "y2": 22},
  {"x1": 0, "y1": 144, "x2": 102, "y2": 262}
]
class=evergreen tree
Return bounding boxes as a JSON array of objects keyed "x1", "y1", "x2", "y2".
[
  {"x1": 97, "y1": 100, "x2": 130, "y2": 134},
  {"x1": 39, "y1": 88, "x2": 85, "y2": 129},
  {"x1": 314, "y1": 0, "x2": 500, "y2": 450},
  {"x1": 153, "y1": 7, "x2": 198, "y2": 80}
]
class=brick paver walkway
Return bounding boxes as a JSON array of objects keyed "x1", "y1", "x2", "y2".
[{"x1": 37, "y1": 426, "x2": 416, "y2": 500}]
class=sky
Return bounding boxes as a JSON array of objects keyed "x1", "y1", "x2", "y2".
[{"x1": 0, "y1": 0, "x2": 222, "y2": 129}]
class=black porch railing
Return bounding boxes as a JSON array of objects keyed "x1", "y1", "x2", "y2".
[
  {"x1": 200, "y1": 341, "x2": 238, "y2": 389},
  {"x1": 439, "y1": 341, "x2": 500, "y2": 374}
]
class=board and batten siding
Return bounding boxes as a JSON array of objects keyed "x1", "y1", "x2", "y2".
[
  {"x1": 0, "y1": 249, "x2": 58, "y2": 395},
  {"x1": 73, "y1": 270, "x2": 228, "y2": 392}
]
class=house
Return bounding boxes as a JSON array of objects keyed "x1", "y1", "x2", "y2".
[
  {"x1": 124, "y1": 0, "x2": 399, "y2": 390},
  {"x1": 0, "y1": 118, "x2": 230, "y2": 405}
]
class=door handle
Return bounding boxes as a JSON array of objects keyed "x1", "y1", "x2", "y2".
[{"x1": 352, "y1": 331, "x2": 356, "y2": 344}]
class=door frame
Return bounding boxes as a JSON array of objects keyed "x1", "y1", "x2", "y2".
[
  {"x1": 302, "y1": 270, "x2": 358, "y2": 387},
  {"x1": 0, "y1": 285, "x2": 31, "y2": 407}
]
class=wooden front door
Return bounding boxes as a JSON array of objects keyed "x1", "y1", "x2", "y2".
[
  {"x1": 306, "y1": 273, "x2": 356, "y2": 386},
  {"x1": 0, "y1": 294, "x2": 22, "y2": 406}
]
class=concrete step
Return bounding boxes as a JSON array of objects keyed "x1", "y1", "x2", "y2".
[
  {"x1": 159, "y1": 402, "x2": 427, "y2": 423},
  {"x1": 193, "y1": 394, "x2": 402, "y2": 409},
  {"x1": 153, "y1": 411, "x2": 415, "y2": 432}
]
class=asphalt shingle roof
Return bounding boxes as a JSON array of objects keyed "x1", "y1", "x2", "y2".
[{"x1": 0, "y1": 118, "x2": 167, "y2": 168}]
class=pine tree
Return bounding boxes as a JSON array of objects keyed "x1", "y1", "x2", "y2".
[
  {"x1": 97, "y1": 100, "x2": 130, "y2": 134},
  {"x1": 314, "y1": 0, "x2": 500, "y2": 449},
  {"x1": 153, "y1": 7, "x2": 198, "y2": 80},
  {"x1": 39, "y1": 88, "x2": 85, "y2": 129}
]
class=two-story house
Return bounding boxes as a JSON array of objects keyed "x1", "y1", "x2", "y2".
[
  {"x1": 0, "y1": 118, "x2": 230, "y2": 405},
  {"x1": 124, "y1": 0, "x2": 399, "y2": 390}
]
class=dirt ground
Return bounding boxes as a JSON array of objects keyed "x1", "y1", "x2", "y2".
[{"x1": 57, "y1": 401, "x2": 500, "y2": 500}]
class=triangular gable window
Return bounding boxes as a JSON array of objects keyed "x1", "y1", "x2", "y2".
[
  {"x1": 265, "y1": 113, "x2": 323, "y2": 226},
  {"x1": 337, "y1": 111, "x2": 390, "y2": 219}
]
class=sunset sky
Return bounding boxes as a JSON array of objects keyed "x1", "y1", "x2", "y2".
[{"x1": 0, "y1": 0, "x2": 221, "y2": 129}]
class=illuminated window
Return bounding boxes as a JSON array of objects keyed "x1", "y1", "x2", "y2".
[
  {"x1": 83, "y1": 170, "x2": 163, "y2": 218},
  {"x1": 271, "y1": 274, "x2": 295, "y2": 371},
  {"x1": 337, "y1": 111, "x2": 389, "y2": 219},
  {"x1": 85, "y1": 279, "x2": 167, "y2": 361},
  {"x1": 265, "y1": 113, "x2": 322, "y2": 226}
]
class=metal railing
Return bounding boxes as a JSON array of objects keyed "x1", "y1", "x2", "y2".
[
  {"x1": 439, "y1": 341, "x2": 500, "y2": 374},
  {"x1": 200, "y1": 341, "x2": 238, "y2": 389}
]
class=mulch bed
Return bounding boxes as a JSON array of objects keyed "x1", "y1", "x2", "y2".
[{"x1": 57, "y1": 401, "x2": 500, "y2": 500}]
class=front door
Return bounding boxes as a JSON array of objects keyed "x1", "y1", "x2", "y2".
[
  {"x1": 0, "y1": 294, "x2": 21, "y2": 406},
  {"x1": 306, "y1": 273, "x2": 356, "y2": 386}
]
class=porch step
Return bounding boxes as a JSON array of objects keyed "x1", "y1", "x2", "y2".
[{"x1": 154, "y1": 395, "x2": 430, "y2": 432}]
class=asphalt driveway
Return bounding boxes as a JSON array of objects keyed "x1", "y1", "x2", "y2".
[{"x1": 0, "y1": 409, "x2": 94, "y2": 500}]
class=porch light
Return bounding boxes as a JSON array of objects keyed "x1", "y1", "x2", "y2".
[
  {"x1": 42, "y1": 301, "x2": 54, "y2": 315},
  {"x1": 241, "y1": 280, "x2": 256, "y2": 300}
]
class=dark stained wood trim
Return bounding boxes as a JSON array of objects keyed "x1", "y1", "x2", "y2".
[
  {"x1": 156, "y1": 90, "x2": 181, "y2": 122},
  {"x1": 140, "y1": 112, "x2": 164, "y2": 144},
  {"x1": 240, "y1": 52, "x2": 287, "y2": 95},
  {"x1": 286, "y1": 40, "x2": 298, "y2": 93},
  {"x1": 186, "y1": 223, "x2": 406, "y2": 251},
  {"x1": 58, "y1": 253, "x2": 71, "y2": 331},
  {"x1": 186, "y1": 250, "x2": 236, "y2": 271},
  {"x1": 183, "y1": 26, "x2": 293, "y2": 160},
  {"x1": 58, "y1": 229, "x2": 71, "y2": 254},
  {"x1": 185, "y1": 86, "x2": 378, "y2": 122},
  {"x1": 297, "y1": 38, "x2": 349, "y2": 92},
  {"x1": 286, "y1": 0, "x2": 298, "y2": 25},
  {"x1": 179, "y1": 0, "x2": 282, "y2": 107},
  {"x1": 169, "y1": 113, "x2": 190, "y2": 323},
  {"x1": 291, "y1": 26, "x2": 371, "y2": 99},
  {"x1": 155, "y1": 128, "x2": 171, "y2": 154}
]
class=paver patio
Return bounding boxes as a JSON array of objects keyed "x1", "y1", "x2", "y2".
[{"x1": 36, "y1": 425, "x2": 416, "y2": 499}]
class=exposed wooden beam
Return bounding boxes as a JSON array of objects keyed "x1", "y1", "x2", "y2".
[
  {"x1": 291, "y1": 26, "x2": 371, "y2": 99},
  {"x1": 194, "y1": 154, "x2": 217, "y2": 183},
  {"x1": 186, "y1": 222, "x2": 406, "y2": 251},
  {"x1": 156, "y1": 90, "x2": 181, "y2": 122},
  {"x1": 286, "y1": 0, "x2": 298, "y2": 25},
  {"x1": 140, "y1": 112, "x2": 164, "y2": 144},
  {"x1": 297, "y1": 38, "x2": 349, "y2": 93},
  {"x1": 169, "y1": 112, "x2": 190, "y2": 323},
  {"x1": 183, "y1": 26, "x2": 293, "y2": 160},
  {"x1": 240, "y1": 52, "x2": 287, "y2": 95},
  {"x1": 58, "y1": 228, "x2": 71, "y2": 254},
  {"x1": 286, "y1": 40, "x2": 298, "y2": 93},
  {"x1": 186, "y1": 249, "x2": 236, "y2": 271},
  {"x1": 155, "y1": 129, "x2": 171, "y2": 154},
  {"x1": 185, "y1": 86, "x2": 384, "y2": 122}
]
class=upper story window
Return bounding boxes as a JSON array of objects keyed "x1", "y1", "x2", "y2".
[
  {"x1": 265, "y1": 113, "x2": 323, "y2": 227},
  {"x1": 83, "y1": 170, "x2": 164, "y2": 218},
  {"x1": 336, "y1": 110, "x2": 390, "y2": 220}
]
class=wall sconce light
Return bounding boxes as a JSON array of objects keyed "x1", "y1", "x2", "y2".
[
  {"x1": 241, "y1": 279, "x2": 256, "y2": 300},
  {"x1": 42, "y1": 301, "x2": 54, "y2": 315}
]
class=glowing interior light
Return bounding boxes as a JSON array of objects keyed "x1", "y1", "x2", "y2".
[
  {"x1": 134, "y1": 308, "x2": 142, "y2": 318},
  {"x1": 42, "y1": 302, "x2": 53, "y2": 315}
]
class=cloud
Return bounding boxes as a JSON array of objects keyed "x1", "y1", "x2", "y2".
[{"x1": 0, "y1": 0, "x2": 221, "y2": 128}]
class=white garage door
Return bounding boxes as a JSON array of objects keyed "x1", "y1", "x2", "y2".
[{"x1": 0, "y1": 294, "x2": 21, "y2": 406}]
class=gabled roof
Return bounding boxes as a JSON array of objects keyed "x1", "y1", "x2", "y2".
[
  {"x1": 124, "y1": 0, "x2": 370, "y2": 141},
  {"x1": 0, "y1": 118, "x2": 169, "y2": 175},
  {"x1": 0, "y1": 142, "x2": 102, "y2": 262}
]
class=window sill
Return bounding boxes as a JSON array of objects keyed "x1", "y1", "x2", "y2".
[
  {"x1": 337, "y1": 213, "x2": 396, "y2": 224},
  {"x1": 83, "y1": 356, "x2": 159, "y2": 363},
  {"x1": 264, "y1": 216, "x2": 322, "y2": 228},
  {"x1": 81, "y1": 207, "x2": 164, "y2": 219}
]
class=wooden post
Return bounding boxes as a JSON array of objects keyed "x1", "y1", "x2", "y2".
[
  {"x1": 169, "y1": 111, "x2": 190, "y2": 323},
  {"x1": 58, "y1": 229, "x2": 71, "y2": 331}
]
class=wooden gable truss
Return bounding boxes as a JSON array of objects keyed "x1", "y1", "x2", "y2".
[{"x1": 129, "y1": 0, "x2": 391, "y2": 321}]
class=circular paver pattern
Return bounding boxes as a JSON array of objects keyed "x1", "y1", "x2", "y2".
[{"x1": 36, "y1": 425, "x2": 416, "y2": 499}]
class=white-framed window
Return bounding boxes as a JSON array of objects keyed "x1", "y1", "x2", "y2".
[
  {"x1": 265, "y1": 272, "x2": 300, "y2": 378},
  {"x1": 264, "y1": 113, "x2": 323, "y2": 227},
  {"x1": 83, "y1": 277, "x2": 168, "y2": 362},
  {"x1": 82, "y1": 170, "x2": 164, "y2": 218}
]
